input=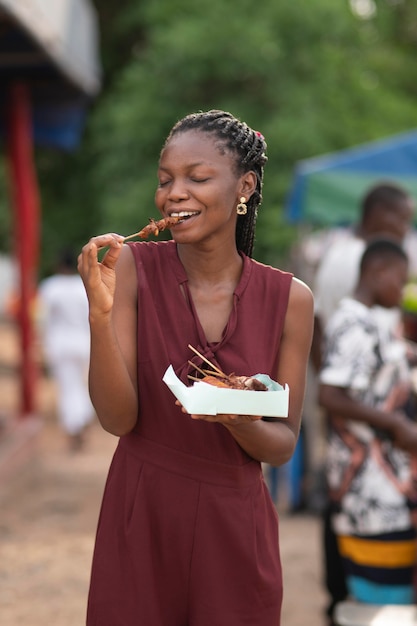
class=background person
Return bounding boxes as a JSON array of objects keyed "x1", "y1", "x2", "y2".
[
  {"x1": 311, "y1": 182, "x2": 416, "y2": 369},
  {"x1": 319, "y1": 237, "x2": 417, "y2": 608},
  {"x1": 304, "y1": 182, "x2": 417, "y2": 622},
  {"x1": 38, "y1": 249, "x2": 94, "y2": 451}
]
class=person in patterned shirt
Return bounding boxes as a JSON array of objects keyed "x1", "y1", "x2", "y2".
[{"x1": 319, "y1": 237, "x2": 417, "y2": 607}]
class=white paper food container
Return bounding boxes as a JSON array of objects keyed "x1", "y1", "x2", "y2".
[{"x1": 162, "y1": 365, "x2": 289, "y2": 418}]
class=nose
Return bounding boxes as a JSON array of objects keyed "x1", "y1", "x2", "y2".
[{"x1": 167, "y1": 178, "x2": 189, "y2": 201}]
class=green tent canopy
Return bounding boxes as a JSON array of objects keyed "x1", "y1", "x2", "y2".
[{"x1": 286, "y1": 129, "x2": 417, "y2": 226}]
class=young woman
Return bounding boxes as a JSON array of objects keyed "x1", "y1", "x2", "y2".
[{"x1": 78, "y1": 109, "x2": 314, "y2": 626}]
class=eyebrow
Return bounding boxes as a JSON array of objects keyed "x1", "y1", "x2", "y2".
[{"x1": 158, "y1": 160, "x2": 214, "y2": 171}]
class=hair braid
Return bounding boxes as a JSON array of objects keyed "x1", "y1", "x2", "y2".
[{"x1": 163, "y1": 110, "x2": 268, "y2": 257}]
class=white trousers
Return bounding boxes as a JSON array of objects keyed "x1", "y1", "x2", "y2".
[{"x1": 49, "y1": 354, "x2": 94, "y2": 435}]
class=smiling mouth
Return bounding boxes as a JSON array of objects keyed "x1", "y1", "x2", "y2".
[{"x1": 169, "y1": 211, "x2": 200, "y2": 222}]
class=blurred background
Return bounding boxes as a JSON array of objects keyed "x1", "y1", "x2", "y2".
[
  {"x1": 1, "y1": 0, "x2": 414, "y2": 439},
  {"x1": 1, "y1": 2, "x2": 417, "y2": 623},
  {"x1": 2, "y1": 0, "x2": 417, "y2": 275}
]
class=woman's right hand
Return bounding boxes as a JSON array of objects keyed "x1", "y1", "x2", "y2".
[{"x1": 77, "y1": 233, "x2": 125, "y2": 318}]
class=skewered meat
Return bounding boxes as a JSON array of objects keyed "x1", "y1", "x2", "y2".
[
  {"x1": 124, "y1": 216, "x2": 183, "y2": 241},
  {"x1": 187, "y1": 345, "x2": 267, "y2": 391},
  {"x1": 200, "y1": 373, "x2": 268, "y2": 391}
]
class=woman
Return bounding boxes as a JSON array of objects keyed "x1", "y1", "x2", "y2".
[{"x1": 78, "y1": 109, "x2": 314, "y2": 626}]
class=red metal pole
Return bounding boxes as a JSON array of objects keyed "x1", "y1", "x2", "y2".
[{"x1": 6, "y1": 82, "x2": 40, "y2": 417}]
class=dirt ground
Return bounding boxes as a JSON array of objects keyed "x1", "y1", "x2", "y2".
[{"x1": 0, "y1": 320, "x2": 328, "y2": 626}]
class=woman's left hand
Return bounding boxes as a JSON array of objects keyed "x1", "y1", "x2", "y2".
[{"x1": 175, "y1": 400, "x2": 262, "y2": 425}]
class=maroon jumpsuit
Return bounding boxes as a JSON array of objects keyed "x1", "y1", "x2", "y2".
[{"x1": 87, "y1": 240, "x2": 293, "y2": 626}]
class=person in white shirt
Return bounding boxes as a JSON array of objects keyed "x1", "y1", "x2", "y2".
[
  {"x1": 312, "y1": 182, "x2": 415, "y2": 366},
  {"x1": 38, "y1": 249, "x2": 94, "y2": 451}
]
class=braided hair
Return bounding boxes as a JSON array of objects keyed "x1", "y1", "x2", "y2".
[{"x1": 163, "y1": 110, "x2": 268, "y2": 258}]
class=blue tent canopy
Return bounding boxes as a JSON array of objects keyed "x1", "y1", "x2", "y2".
[{"x1": 286, "y1": 129, "x2": 417, "y2": 226}]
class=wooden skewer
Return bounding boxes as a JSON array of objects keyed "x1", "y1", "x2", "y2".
[
  {"x1": 187, "y1": 360, "x2": 208, "y2": 378},
  {"x1": 187, "y1": 360, "x2": 226, "y2": 379},
  {"x1": 123, "y1": 218, "x2": 159, "y2": 241},
  {"x1": 187, "y1": 375, "x2": 202, "y2": 382},
  {"x1": 187, "y1": 344, "x2": 226, "y2": 377},
  {"x1": 123, "y1": 231, "x2": 143, "y2": 241},
  {"x1": 198, "y1": 369, "x2": 225, "y2": 379},
  {"x1": 123, "y1": 216, "x2": 182, "y2": 242}
]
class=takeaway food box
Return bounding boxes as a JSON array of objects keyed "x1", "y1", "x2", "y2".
[{"x1": 163, "y1": 365, "x2": 289, "y2": 418}]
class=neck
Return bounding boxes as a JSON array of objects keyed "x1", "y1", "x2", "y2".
[
  {"x1": 353, "y1": 284, "x2": 374, "y2": 308},
  {"x1": 176, "y1": 242, "x2": 243, "y2": 285}
]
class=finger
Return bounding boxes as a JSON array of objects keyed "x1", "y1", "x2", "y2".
[
  {"x1": 77, "y1": 241, "x2": 98, "y2": 278},
  {"x1": 80, "y1": 236, "x2": 123, "y2": 276},
  {"x1": 190, "y1": 413, "x2": 214, "y2": 421},
  {"x1": 89, "y1": 233, "x2": 125, "y2": 251},
  {"x1": 101, "y1": 240, "x2": 124, "y2": 270},
  {"x1": 175, "y1": 400, "x2": 188, "y2": 414}
]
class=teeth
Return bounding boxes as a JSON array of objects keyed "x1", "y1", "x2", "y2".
[{"x1": 170, "y1": 211, "x2": 197, "y2": 218}]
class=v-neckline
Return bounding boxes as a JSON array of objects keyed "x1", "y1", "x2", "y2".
[{"x1": 167, "y1": 242, "x2": 252, "y2": 352}]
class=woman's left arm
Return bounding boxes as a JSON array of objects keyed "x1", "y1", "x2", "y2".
[{"x1": 222, "y1": 277, "x2": 314, "y2": 465}]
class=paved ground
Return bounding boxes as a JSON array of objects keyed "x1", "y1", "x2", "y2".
[{"x1": 0, "y1": 320, "x2": 328, "y2": 626}]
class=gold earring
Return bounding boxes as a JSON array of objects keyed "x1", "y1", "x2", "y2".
[{"x1": 236, "y1": 197, "x2": 247, "y2": 216}]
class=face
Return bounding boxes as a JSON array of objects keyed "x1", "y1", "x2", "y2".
[
  {"x1": 155, "y1": 130, "x2": 253, "y2": 245},
  {"x1": 368, "y1": 198, "x2": 414, "y2": 242},
  {"x1": 375, "y1": 258, "x2": 408, "y2": 309}
]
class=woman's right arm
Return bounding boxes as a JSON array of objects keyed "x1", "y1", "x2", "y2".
[{"x1": 78, "y1": 235, "x2": 138, "y2": 436}]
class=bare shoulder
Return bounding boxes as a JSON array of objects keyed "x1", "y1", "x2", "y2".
[
  {"x1": 114, "y1": 244, "x2": 137, "y2": 302},
  {"x1": 289, "y1": 276, "x2": 314, "y2": 310},
  {"x1": 283, "y1": 277, "x2": 314, "y2": 351},
  {"x1": 117, "y1": 243, "x2": 136, "y2": 270}
]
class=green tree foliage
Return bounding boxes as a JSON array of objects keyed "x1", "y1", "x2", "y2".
[{"x1": 4, "y1": 0, "x2": 417, "y2": 273}]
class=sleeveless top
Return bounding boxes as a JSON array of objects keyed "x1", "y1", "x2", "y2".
[{"x1": 123, "y1": 240, "x2": 293, "y2": 466}]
